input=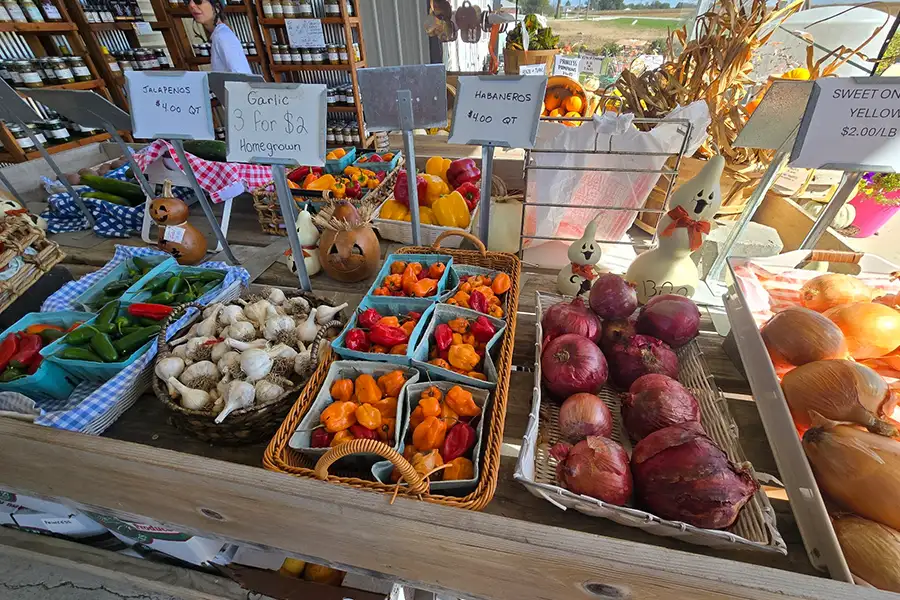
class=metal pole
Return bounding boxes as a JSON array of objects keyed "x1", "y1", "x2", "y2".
[
  {"x1": 104, "y1": 125, "x2": 155, "y2": 201},
  {"x1": 273, "y1": 164, "x2": 312, "y2": 291},
  {"x1": 706, "y1": 149, "x2": 789, "y2": 282},
  {"x1": 397, "y1": 90, "x2": 421, "y2": 245},
  {"x1": 799, "y1": 171, "x2": 863, "y2": 250},
  {"x1": 170, "y1": 139, "x2": 239, "y2": 265},
  {"x1": 479, "y1": 144, "x2": 494, "y2": 246},
  {"x1": 0, "y1": 170, "x2": 26, "y2": 207}
]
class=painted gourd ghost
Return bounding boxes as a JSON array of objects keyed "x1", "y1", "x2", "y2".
[
  {"x1": 317, "y1": 201, "x2": 380, "y2": 283},
  {"x1": 557, "y1": 217, "x2": 602, "y2": 296},
  {"x1": 285, "y1": 205, "x2": 321, "y2": 277},
  {"x1": 625, "y1": 155, "x2": 725, "y2": 303},
  {"x1": 150, "y1": 180, "x2": 208, "y2": 265}
]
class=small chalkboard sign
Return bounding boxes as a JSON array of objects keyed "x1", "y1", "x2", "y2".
[
  {"x1": 125, "y1": 70, "x2": 214, "y2": 140},
  {"x1": 448, "y1": 75, "x2": 546, "y2": 149}
]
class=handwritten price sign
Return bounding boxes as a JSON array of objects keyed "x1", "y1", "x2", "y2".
[
  {"x1": 224, "y1": 81, "x2": 326, "y2": 165},
  {"x1": 448, "y1": 75, "x2": 547, "y2": 149},
  {"x1": 125, "y1": 70, "x2": 214, "y2": 140}
]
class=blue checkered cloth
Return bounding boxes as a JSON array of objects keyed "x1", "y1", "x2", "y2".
[{"x1": 35, "y1": 245, "x2": 250, "y2": 433}]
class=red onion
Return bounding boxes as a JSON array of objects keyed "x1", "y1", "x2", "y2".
[
  {"x1": 550, "y1": 437, "x2": 632, "y2": 505},
  {"x1": 606, "y1": 334, "x2": 678, "y2": 390},
  {"x1": 631, "y1": 422, "x2": 758, "y2": 529},
  {"x1": 541, "y1": 334, "x2": 608, "y2": 400},
  {"x1": 600, "y1": 318, "x2": 636, "y2": 352},
  {"x1": 589, "y1": 273, "x2": 638, "y2": 320},
  {"x1": 622, "y1": 374, "x2": 701, "y2": 440},
  {"x1": 541, "y1": 295, "x2": 602, "y2": 345},
  {"x1": 558, "y1": 393, "x2": 613, "y2": 442},
  {"x1": 636, "y1": 294, "x2": 701, "y2": 348}
]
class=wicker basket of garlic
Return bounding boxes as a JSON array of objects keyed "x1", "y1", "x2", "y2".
[{"x1": 152, "y1": 288, "x2": 347, "y2": 445}]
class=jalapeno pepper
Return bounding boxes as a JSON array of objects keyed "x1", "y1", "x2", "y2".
[
  {"x1": 38, "y1": 328, "x2": 66, "y2": 344},
  {"x1": 174, "y1": 291, "x2": 196, "y2": 304},
  {"x1": 132, "y1": 257, "x2": 155, "y2": 272},
  {"x1": 196, "y1": 280, "x2": 221, "y2": 296},
  {"x1": 146, "y1": 291, "x2": 175, "y2": 305},
  {"x1": 90, "y1": 332, "x2": 119, "y2": 362},
  {"x1": 0, "y1": 367, "x2": 24, "y2": 382},
  {"x1": 58, "y1": 347, "x2": 103, "y2": 362},
  {"x1": 185, "y1": 270, "x2": 224, "y2": 283},
  {"x1": 165, "y1": 276, "x2": 185, "y2": 294},
  {"x1": 64, "y1": 325, "x2": 99, "y2": 346},
  {"x1": 113, "y1": 325, "x2": 160, "y2": 355},
  {"x1": 143, "y1": 273, "x2": 172, "y2": 293},
  {"x1": 95, "y1": 301, "x2": 120, "y2": 326},
  {"x1": 102, "y1": 280, "x2": 131, "y2": 295},
  {"x1": 93, "y1": 323, "x2": 117, "y2": 335}
]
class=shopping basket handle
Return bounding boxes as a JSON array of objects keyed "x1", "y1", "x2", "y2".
[
  {"x1": 800, "y1": 250, "x2": 864, "y2": 266},
  {"x1": 313, "y1": 438, "x2": 430, "y2": 495},
  {"x1": 432, "y1": 230, "x2": 487, "y2": 255}
]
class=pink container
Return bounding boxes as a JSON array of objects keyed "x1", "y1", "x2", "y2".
[{"x1": 847, "y1": 191, "x2": 900, "y2": 237}]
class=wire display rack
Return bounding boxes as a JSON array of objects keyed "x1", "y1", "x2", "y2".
[{"x1": 517, "y1": 112, "x2": 694, "y2": 258}]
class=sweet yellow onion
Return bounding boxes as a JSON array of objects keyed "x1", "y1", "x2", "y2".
[
  {"x1": 824, "y1": 302, "x2": 900, "y2": 360},
  {"x1": 800, "y1": 273, "x2": 873, "y2": 313},
  {"x1": 803, "y1": 415, "x2": 900, "y2": 530},
  {"x1": 781, "y1": 360, "x2": 897, "y2": 436},
  {"x1": 760, "y1": 306, "x2": 847, "y2": 372},
  {"x1": 833, "y1": 514, "x2": 900, "y2": 593}
]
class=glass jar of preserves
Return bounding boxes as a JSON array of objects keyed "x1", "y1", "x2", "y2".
[
  {"x1": 271, "y1": 0, "x2": 282, "y2": 17},
  {"x1": 353, "y1": 42, "x2": 360, "y2": 61},
  {"x1": 326, "y1": 127, "x2": 335, "y2": 144},
  {"x1": 345, "y1": 0, "x2": 353, "y2": 16},
  {"x1": 338, "y1": 44, "x2": 348, "y2": 64},
  {"x1": 27, "y1": 123, "x2": 46, "y2": 146},
  {"x1": 0, "y1": 3, "x2": 11, "y2": 20},
  {"x1": 300, "y1": 47, "x2": 312, "y2": 64},
  {"x1": 276, "y1": 45, "x2": 288, "y2": 64},
  {"x1": 288, "y1": 46, "x2": 299, "y2": 64},
  {"x1": 344, "y1": 85, "x2": 354, "y2": 104},
  {"x1": 147, "y1": 49, "x2": 160, "y2": 69},
  {"x1": 298, "y1": 0, "x2": 311, "y2": 16},
  {"x1": 0, "y1": 61, "x2": 12, "y2": 85},
  {"x1": 327, "y1": 44, "x2": 339, "y2": 65},
  {"x1": 5, "y1": 0, "x2": 26, "y2": 22},
  {"x1": 248, "y1": 43, "x2": 257, "y2": 56},
  {"x1": 42, "y1": 118, "x2": 71, "y2": 143},
  {"x1": 324, "y1": 0, "x2": 339, "y2": 16},
  {"x1": 335, "y1": 86, "x2": 345, "y2": 104},
  {"x1": 18, "y1": 60, "x2": 43, "y2": 88},
  {"x1": 155, "y1": 49, "x2": 171, "y2": 69},
  {"x1": 261, "y1": 0, "x2": 272, "y2": 17},
  {"x1": 117, "y1": 52, "x2": 132, "y2": 72},
  {"x1": 102, "y1": 47, "x2": 120, "y2": 73},
  {"x1": 136, "y1": 49, "x2": 154, "y2": 70},
  {"x1": 50, "y1": 57, "x2": 74, "y2": 83},
  {"x1": 351, "y1": 124, "x2": 360, "y2": 144},
  {"x1": 21, "y1": 0, "x2": 43, "y2": 22},
  {"x1": 314, "y1": 47, "x2": 326, "y2": 64},
  {"x1": 37, "y1": 58, "x2": 54, "y2": 83},
  {"x1": 342, "y1": 125, "x2": 352, "y2": 144},
  {"x1": 326, "y1": 88, "x2": 336, "y2": 106},
  {"x1": 282, "y1": 0, "x2": 295, "y2": 17},
  {"x1": 68, "y1": 56, "x2": 92, "y2": 81},
  {"x1": 8, "y1": 124, "x2": 35, "y2": 150}
]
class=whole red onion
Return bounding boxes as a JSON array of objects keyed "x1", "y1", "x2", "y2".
[
  {"x1": 600, "y1": 318, "x2": 636, "y2": 352},
  {"x1": 541, "y1": 334, "x2": 608, "y2": 400},
  {"x1": 558, "y1": 393, "x2": 613, "y2": 442},
  {"x1": 631, "y1": 422, "x2": 758, "y2": 529},
  {"x1": 550, "y1": 437, "x2": 632, "y2": 505},
  {"x1": 622, "y1": 374, "x2": 701, "y2": 440},
  {"x1": 636, "y1": 294, "x2": 701, "y2": 348},
  {"x1": 541, "y1": 295, "x2": 602, "y2": 345},
  {"x1": 606, "y1": 334, "x2": 678, "y2": 390},
  {"x1": 589, "y1": 273, "x2": 638, "y2": 320}
]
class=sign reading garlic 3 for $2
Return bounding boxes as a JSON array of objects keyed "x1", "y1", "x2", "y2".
[
  {"x1": 224, "y1": 81, "x2": 326, "y2": 166},
  {"x1": 449, "y1": 75, "x2": 547, "y2": 149}
]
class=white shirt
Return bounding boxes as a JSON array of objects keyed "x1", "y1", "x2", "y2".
[{"x1": 210, "y1": 23, "x2": 252, "y2": 74}]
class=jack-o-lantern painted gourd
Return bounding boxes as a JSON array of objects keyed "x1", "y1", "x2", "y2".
[
  {"x1": 314, "y1": 200, "x2": 380, "y2": 283},
  {"x1": 150, "y1": 180, "x2": 208, "y2": 265}
]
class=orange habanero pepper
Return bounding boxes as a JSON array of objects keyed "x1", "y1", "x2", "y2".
[
  {"x1": 377, "y1": 369, "x2": 406, "y2": 397},
  {"x1": 320, "y1": 401, "x2": 359, "y2": 432},
  {"x1": 371, "y1": 396, "x2": 398, "y2": 418},
  {"x1": 443, "y1": 457, "x2": 474, "y2": 481},
  {"x1": 411, "y1": 278, "x2": 437, "y2": 297},
  {"x1": 428, "y1": 262, "x2": 446, "y2": 279},
  {"x1": 376, "y1": 316, "x2": 400, "y2": 328},
  {"x1": 355, "y1": 403, "x2": 382, "y2": 430},
  {"x1": 417, "y1": 394, "x2": 441, "y2": 418},
  {"x1": 413, "y1": 416, "x2": 447, "y2": 451},
  {"x1": 447, "y1": 317, "x2": 469, "y2": 334},
  {"x1": 445, "y1": 386, "x2": 481, "y2": 417},
  {"x1": 390, "y1": 261, "x2": 406, "y2": 275},
  {"x1": 355, "y1": 374, "x2": 382, "y2": 404},
  {"x1": 330, "y1": 378, "x2": 354, "y2": 402}
]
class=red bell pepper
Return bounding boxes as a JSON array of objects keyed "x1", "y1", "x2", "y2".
[
  {"x1": 441, "y1": 421, "x2": 476, "y2": 461},
  {"x1": 434, "y1": 323, "x2": 453, "y2": 352},
  {"x1": 358, "y1": 308, "x2": 382, "y2": 329},
  {"x1": 127, "y1": 303, "x2": 174, "y2": 320},
  {"x1": 345, "y1": 179, "x2": 362, "y2": 200},
  {"x1": 369, "y1": 324, "x2": 408, "y2": 347},
  {"x1": 0, "y1": 333, "x2": 19, "y2": 372},
  {"x1": 455, "y1": 181, "x2": 480, "y2": 211},
  {"x1": 287, "y1": 165, "x2": 323, "y2": 183},
  {"x1": 469, "y1": 289, "x2": 488, "y2": 314},
  {"x1": 471, "y1": 316, "x2": 496, "y2": 343},
  {"x1": 10, "y1": 334, "x2": 42, "y2": 369},
  {"x1": 393, "y1": 170, "x2": 427, "y2": 207},
  {"x1": 345, "y1": 328, "x2": 370, "y2": 352},
  {"x1": 447, "y1": 158, "x2": 481, "y2": 188}
]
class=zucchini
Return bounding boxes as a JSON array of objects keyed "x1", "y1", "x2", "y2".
[
  {"x1": 80, "y1": 174, "x2": 145, "y2": 203},
  {"x1": 83, "y1": 191, "x2": 133, "y2": 207},
  {"x1": 182, "y1": 140, "x2": 227, "y2": 162}
]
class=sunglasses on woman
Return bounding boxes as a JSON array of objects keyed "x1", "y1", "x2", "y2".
[{"x1": 183, "y1": 0, "x2": 207, "y2": 5}]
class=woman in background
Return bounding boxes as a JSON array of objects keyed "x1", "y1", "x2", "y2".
[{"x1": 187, "y1": 0, "x2": 252, "y2": 74}]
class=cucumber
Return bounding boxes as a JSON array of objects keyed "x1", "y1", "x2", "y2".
[
  {"x1": 83, "y1": 191, "x2": 133, "y2": 207},
  {"x1": 80, "y1": 174, "x2": 145, "y2": 203},
  {"x1": 182, "y1": 140, "x2": 227, "y2": 162}
]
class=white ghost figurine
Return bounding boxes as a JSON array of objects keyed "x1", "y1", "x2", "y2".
[
  {"x1": 285, "y1": 205, "x2": 321, "y2": 277},
  {"x1": 0, "y1": 195, "x2": 47, "y2": 231},
  {"x1": 625, "y1": 155, "x2": 725, "y2": 304},
  {"x1": 557, "y1": 217, "x2": 601, "y2": 296}
]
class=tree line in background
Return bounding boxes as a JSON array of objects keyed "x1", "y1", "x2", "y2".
[{"x1": 522, "y1": 0, "x2": 697, "y2": 14}]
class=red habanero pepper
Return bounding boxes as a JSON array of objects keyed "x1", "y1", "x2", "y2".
[
  {"x1": 345, "y1": 328, "x2": 370, "y2": 352},
  {"x1": 471, "y1": 316, "x2": 496, "y2": 343},
  {"x1": 26, "y1": 354, "x2": 43, "y2": 375},
  {"x1": 441, "y1": 421, "x2": 477, "y2": 462},
  {"x1": 358, "y1": 308, "x2": 382, "y2": 329},
  {"x1": 369, "y1": 324, "x2": 408, "y2": 347},
  {"x1": 310, "y1": 428, "x2": 334, "y2": 448},
  {"x1": 0, "y1": 333, "x2": 19, "y2": 371},
  {"x1": 434, "y1": 323, "x2": 453, "y2": 352},
  {"x1": 349, "y1": 423, "x2": 378, "y2": 440},
  {"x1": 407, "y1": 311, "x2": 422, "y2": 323},
  {"x1": 127, "y1": 303, "x2": 174, "y2": 320},
  {"x1": 469, "y1": 289, "x2": 488, "y2": 314},
  {"x1": 10, "y1": 334, "x2": 42, "y2": 369},
  {"x1": 455, "y1": 181, "x2": 480, "y2": 211}
]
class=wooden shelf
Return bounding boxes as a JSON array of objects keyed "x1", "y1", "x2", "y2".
[
  {"x1": 0, "y1": 132, "x2": 112, "y2": 163},
  {"x1": 186, "y1": 55, "x2": 262, "y2": 65},
  {"x1": 272, "y1": 61, "x2": 363, "y2": 72},
  {"x1": 167, "y1": 4, "x2": 246, "y2": 17},
  {"x1": 89, "y1": 21, "x2": 145, "y2": 30},
  {"x1": 14, "y1": 79, "x2": 105, "y2": 92},
  {"x1": 327, "y1": 105, "x2": 357, "y2": 113},
  {"x1": 0, "y1": 21, "x2": 77, "y2": 33},
  {"x1": 259, "y1": 16, "x2": 359, "y2": 26}
]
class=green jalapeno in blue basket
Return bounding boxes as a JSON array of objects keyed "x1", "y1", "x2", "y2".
[
  {"x1": 95, "y1": 301, "x2": 120, "y2": 326},
  {"x1": 90, "y1": 333, "x2": 119, "y2": 363},
  {"x1": 64, "y1": 325, "x2": 99, "y2": 346},
  {"x1": 58, "y1": 347, "x2": 103, "y2": 362},
  {"x1": 112, "y1": 325, "x2": 161, "y2": 356}
]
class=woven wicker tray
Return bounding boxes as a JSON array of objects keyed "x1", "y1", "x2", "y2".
[
  {"x1": 514, "y1": 291, "x2": 786, "y2": 553},
  {"x1": 0, "y1": 216, "x2": 64, "y2": 314},
  {"x1": 263, "y1": 231, "x2": 521, "y2": 510}
]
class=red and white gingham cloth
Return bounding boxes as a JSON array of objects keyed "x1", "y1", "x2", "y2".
[{"x1": 133, "y1": 139, "x2": 274, "y2": 204}]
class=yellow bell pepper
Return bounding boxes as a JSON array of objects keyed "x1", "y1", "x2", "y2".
[
  {"x1": 422, "y1": 174, "x2": 449, "y2": 206},
  {"x1": 419, "y1": 206, "x2": 436, "y2": 225},
  {"x1": 344, "y1": 165, "x2": 361, "y2": 177},
  {"x1": 425, "y1": 156, "x2": 452, "y2": 184},
  {"x1": 380, "y1": 199, "x2": 410, "y2": 221},
  {"x1": 432, "y1": 191, "x2": 470, "y2": 228},
  {"x1": 305, "y1": 173, "x2": 335, "y2": 191},
  {"x1": 331, "y1": 181, "x2": 346, "y2": 199}
]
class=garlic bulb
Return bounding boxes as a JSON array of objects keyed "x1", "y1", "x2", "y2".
[
  {"x1": 216, "y1": 380, "x2": 255, "y2": 423},
  {"x1": 226, "y1": 338, "x2": 267, "y2": 351},
  {"x1": 268, "y1": 288, "x2": 287, "y2": 305},
  {"x1": 263, "y1": 314, "x2": 295, "y2": 341},
  {"x1": 212, "y1": 397, "x2": 225, "y2": 414},
  {"x1": 255, "y1": 379, "x2": 285, "y2": 403},
  {"x1": 210, "y1": 340, "x2": 229, "y2": 363},
  {"x1": 294, "y1": 342, "x2": 314, "y2": 377},
  {"x1": 155, "y1": 356, "x2": 185, "y2": 396},
  {"x1": 270, "y1": 343, "x2": 297, "y2": 361},
  {"x1": 196, "y1": 305, "x2": 222, "y2": 338},
  {"x1": 316, "y1": 303, "x2": 347, "y2": 325},
  {"x1": 180, "y1": 361, "x2": 219, "y2": 391},
  {"x1": 243, "y1": 299, "x2": 273, "y2": 329},
  {"x1": 168, "y1": 377, "x2": 210, "y2": 411},
  {"x1": 296, "y1": 308, "x2": 319, "y2": 343},
  {"x1": 223, "y1": 320, "x2": 256, "y2": 342},
  {"x1": 202, "y1": 303, "x2": 223, "y2": 319},
  {"x1": 217, "y1": 351, "x2": 242, "y2": 378},
  {"x1": 172, "y1": 344, "x2": 189, "y2": 361},
  {"x1": 218, "y1": 305, "x2": 247, "y2": 327},
  {"x1": 284, "y1": 295, "x2": 310, "y2": 317},
  {"x1": 240, "y1": 347, "x2": 274, "y2": 381},
  {"x1": 184, "y1": 336, "x2": 217, "y2": 361}
]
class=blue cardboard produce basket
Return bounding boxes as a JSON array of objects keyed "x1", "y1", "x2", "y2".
[
  {"x1": 354, "y1": 151, "x2": 402, "y2": 173},
  {"x1": 74, "y1": 255, "x2": 174, "y2": 312},
  {"x1": 325, "y1": 147, "x2": 357, "y2": 174},
  {"x1": 366, "y1": 253, "x2": 453, "y2": 299},
  {"x1": 331, "y1": 297, "x2": 436, "y2": 365}
]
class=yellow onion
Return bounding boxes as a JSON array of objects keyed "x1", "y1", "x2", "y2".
[
  {"x1": 760, "y1": 306, "x2": 847, "y2": 371},
  {"x1": 824, "y1": 302, "x2": 900, "y2": 360},
  {"x1": 800, "y1": 273, "x2": 873, "y2": 313},
  {"x1": 803, "y1": 415, "x2": 900, "y2": 530},
  {"x1": 781, "y1": 359, "x2": 897, "y2": 436},
  {"x1": 833, "y1": 514, "x2": 900, "y2": 593}
]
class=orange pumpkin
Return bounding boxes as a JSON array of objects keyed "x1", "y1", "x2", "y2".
[{"x1": 318, "y1": 224, "x2": 380, "y2": 283}]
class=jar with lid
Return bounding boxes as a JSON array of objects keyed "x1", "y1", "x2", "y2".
[
  {"x1": 21, "y1": 0, "x2": 43, "y2": 22},
  {"x1": 324, "y1": 0, "x2": 339, "y2": 16},
  {"x1": 342, "y1": 125, "x2": 352, "y2": 144},
  {"x1": 344, "y1": 85, "x2": 354, "y2": 105},
  {"x1": 118, "y1": 52, "x2": 132, "y2": 72},
  {"x1": 351, "y1": 124, "x2": 360, "y2": 145},
  {"x1": 155, "y1": 49, "x2": 171, "y2": 69},
  {"x1": 38, "y1": 58, "x2": 56, "y2": 84},
  {"x1": 326, "y1": 127, "x2": 336, "y2": 144},
  {"x1": 261, "y1": 0, "x2": 273, "y2": 17},
  {"x1": 147, "y1": 49, "x2": 160, "y2": 69},
  {"x1": 67, "y1": 56, "x2": 91, "y2": 81},
  {"x1": 136, "y1": 49, "x2": 154, "y2": 70},
  {"x1": 40, "y1": 0, "x2": 60, "y2": 20},
  {"x1": 0, "y1": 61, "x2": 12, "y2": 85},
  {"x1": 270, "y1": 44, "x2": 282, "y2": 64},
  {"x1": 5, "y1": 0, "x2": 26, "y2": 22},
  {"x1": 26, "y1": 123, "x2": 46, "y2": 146},
  {"x1": 41, "y1": 118, "x2": 71, "y2": 144},
  {"x1": 102, "y1": 47, "x2": 120, "y2": 73},
  {"x1": 335, "y1": 86, "x2": 345, "y2": 104},
  {"x1": 326, "y1": 88, "x2": 336, "y2": 106},
  {"x1": 17, "y1": 60, "x2": 43, "y2": 88},
  {"x1": 285, "y1": 46, "x2": 297, "y2": 64},
  {"x1": 7, "y1": 124, "x2": 36, "y2": 151},
  {"x1": 313, "y1": 47, "x2": 325, "y2": 64},
  {"x1": 248, "y1": 43, "x2": 257, "y2": 56},
  {"x1": 282, "y1": 0, "x2": 296, "y2": 17},
  {"x1": 297, "y1": 0, "x2": 311, "y2": 16},
  {"x1": 300, "y1": 47, "x2": 312, "y2": 64},
  {"x1": 327, "y1": 44, "x2": 339, "y2": 65},
  {"x1": 271, "y1": 0, "x2": 283, "y2": 16},
  {"x1": 50, "y1": 57, "x2": 74, "y2": 83},
  {"x1": 338, "y1": 44, "x2": 348, "y2": 64},
  {"x1": 100, "y1": 1, "x2": 114, "y2": 22}
]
